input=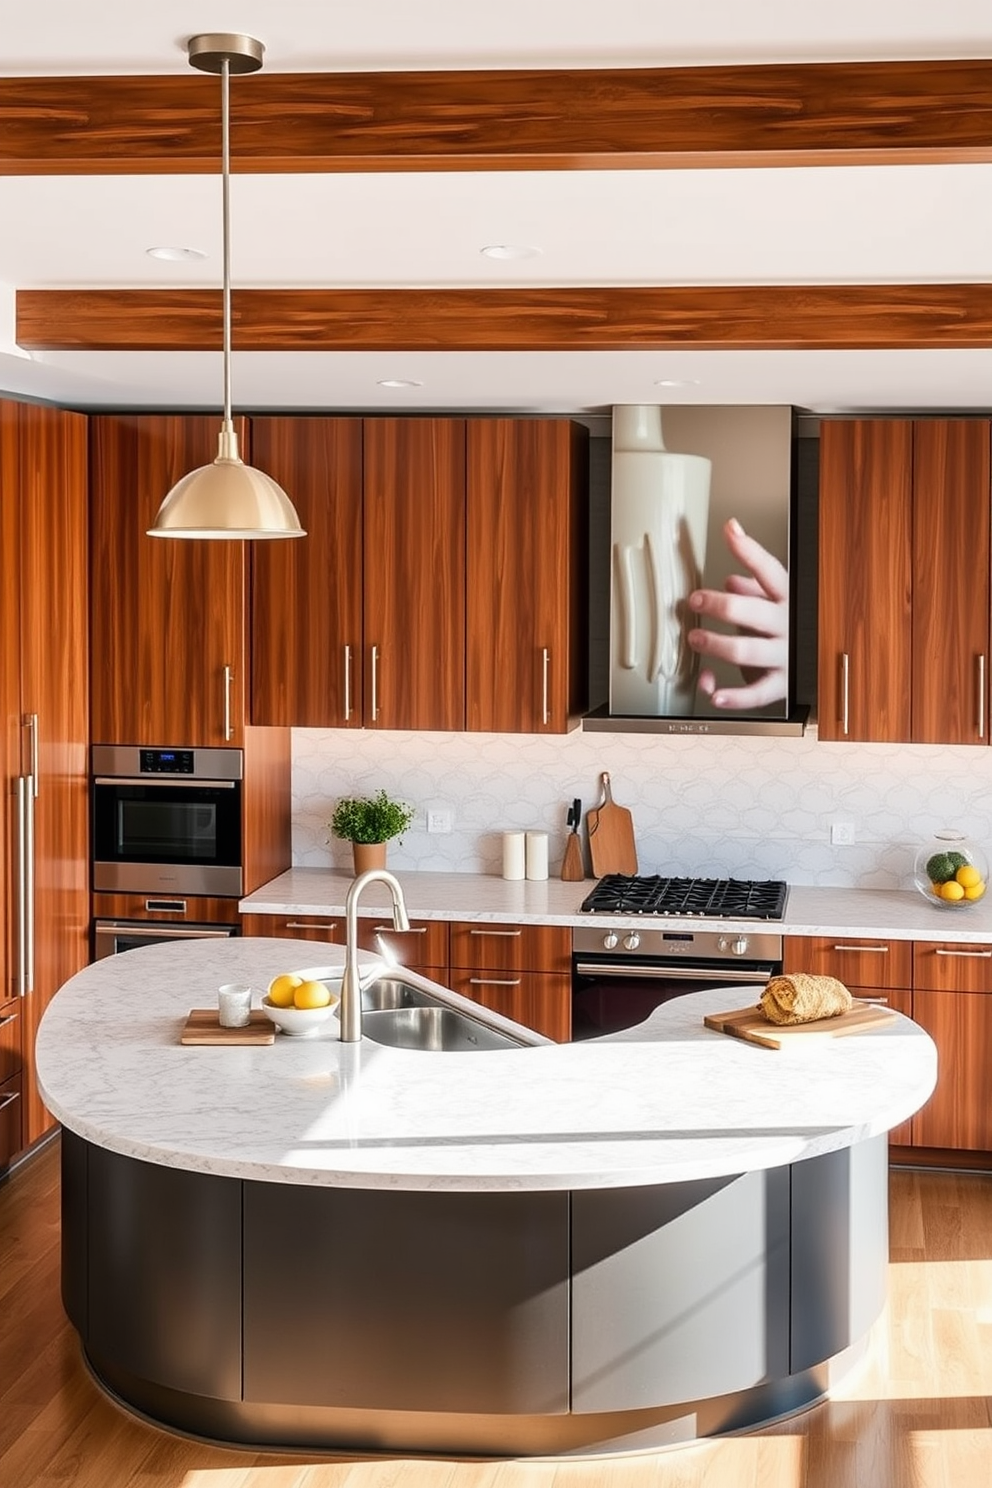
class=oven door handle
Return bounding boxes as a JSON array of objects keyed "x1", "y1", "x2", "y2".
[
  {"x1": 93, "y1": 777, "x2": 237, "y2": 789},
  {"x1": 574, "y1": 962, "x2": 774, "y2": 983}
]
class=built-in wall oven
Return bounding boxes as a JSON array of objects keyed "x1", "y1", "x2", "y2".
[
  {"x1": 572, "y1": 876, "x2": 787, "y2": 1040},
  {"x1": 92, "y1": 745, "x2": 243, "y2": 897}
]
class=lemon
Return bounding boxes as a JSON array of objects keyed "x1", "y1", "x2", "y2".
[
  {"x1": 268, "y1": 972, "x2": 303, "y2": 1008},
  {"x1": 956, "y1": 864, "x2": 981, "y2": 889},
  {"x1": 940, "y1": 880, "x2": 965, "y2": 902},
  {"x1": 294, "y1": 979, "x2": 333, "y2": 1009},
  {"x1": 965, "y1": 880, "x2": 987, "y2": 901}
]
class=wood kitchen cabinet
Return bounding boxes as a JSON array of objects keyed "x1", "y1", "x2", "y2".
[
  {"x1": 818, "y1": 418, "x2": 992, "y2": 744},
  {"x1": 250, "y1": 418, "x2": 364, "y2": 727},
  {"x1": 448, "y1": 921, "x2": 572, "y2": 1042},
  {"x1": 90, "y1": 414, "x2": 250, "y2": 747},
  {"x1": 0, "y1": 399, "x2": 90, "y2": 1160},
  {"x1": 466, "y1": 419, "x2": 589, "y2": 733},
  {"x1": 242, "y1": 914, "x2": 346, "y2": 945}
]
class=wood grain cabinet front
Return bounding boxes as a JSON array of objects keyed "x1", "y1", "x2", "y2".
[
  {"x1": 355, "y1": 919, "x2": 449, "y2": 979},
  {"x1": 0, "y1": 1072, "x2": 23, "y2": 1173},
  {"x1": 449, "y1": 922, "x2": 572, "y2": 1042},
  {"x1": 241, "y1": 915, "x2": 345, "y2": 945},
  {"x1": 818, "y1": 418, "x2": 992, "y2": 745}
]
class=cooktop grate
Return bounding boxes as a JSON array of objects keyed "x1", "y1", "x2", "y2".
[{"x1": 579, "y1": 875, "x2": 789, "y2": 920}]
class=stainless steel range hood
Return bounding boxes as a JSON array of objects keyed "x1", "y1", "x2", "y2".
[{"x1": 581, "y1": 702, "x2": 810, "y2": 737}]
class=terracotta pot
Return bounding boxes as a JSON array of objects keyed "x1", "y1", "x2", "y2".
[{"x1": 352, "y1": 841, "x2": 388, "y2": 876}]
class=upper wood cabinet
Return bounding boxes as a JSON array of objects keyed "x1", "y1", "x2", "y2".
[
  {"x1": 818, "y1": 417, "x2": 992, "y2": 745},
  {"x1": 362, "y1": 418, "x2": 467, "y2": 732},
  {"x1": 0, "y1": 399, "x2": 89, "y2": 1157},
  {"x1": 250, "y1": 418, "x2": 364, "y2": 727},
  {"x1": 817, "y1": 419, "x2": 913, "y2": 742},
  {"x1": 90, "y1": 415, "x2": 249, "y2": 747},
  {"x1": 466, "y1": 419, "x2": 589, "y2": 733}
]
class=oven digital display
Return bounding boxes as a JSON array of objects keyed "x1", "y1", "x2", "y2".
[{"x1": 140, "y1": 749, "x2": 194, "y2": 774}]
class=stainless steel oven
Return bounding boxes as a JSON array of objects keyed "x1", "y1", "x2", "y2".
[
  {"x1": 572, "y1": 924, "x2": 784, "y2": 1040},
  {"x1": 93, "y1": 919, "x2": 239, "y2": 960},
  {"x1": 92, "y1": 745, "x2": 243, "y2": 897}
]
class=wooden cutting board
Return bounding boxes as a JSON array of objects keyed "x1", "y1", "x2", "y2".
[
  {"x1": 586, "y1": 772, "x2": 638, "y2": 877},
  {"x1": 180, "y1": 1009, "x2": 275, "y2": 1046},
  {"x1": 703, "y1": 1001, "x2": 899, "y2": 1049}
]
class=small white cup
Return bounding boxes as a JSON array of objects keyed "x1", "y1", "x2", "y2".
[{"x1": 218, "y1": 983, "x2": 253, "y2": 1029}]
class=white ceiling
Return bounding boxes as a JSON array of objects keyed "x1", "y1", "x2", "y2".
[{"x1": 2, "y1": 1, "x2": 992, "y2": 415}]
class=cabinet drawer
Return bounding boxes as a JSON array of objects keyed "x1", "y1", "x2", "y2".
[
  {"x1": 0, "y1": 1072, "x2": 23, "y2": 1172},
  {"x1": 449, "y1": 970, "x2": 571, "y2": 1043},
  {"x1": 242, "y1": 914, "x2": 344, "y2": 943},
  {"x1": 0, "y1": 1003, "x2": 22, "y2": 1083},
  {"x1": 783, "y1": 935, "x2": 911, "y2": 990},
  {"x1": 92, "y1": 893, "x2": 241, "y2": 925},
  {"x1": 913, "y1": 942, "x2": 992, "y2": 993},
  {"x1": 356, "y1": 919, "x2": 448, "y2": 971},
  {"x1": 449, "y1": 922, "x2": 571, "y2": 975}
]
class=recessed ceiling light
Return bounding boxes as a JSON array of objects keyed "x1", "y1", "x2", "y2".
[
  {"x1": 653, "y1": 378, "x2": 701, "y2": 388},
  {"x1": 480, "y1": 244, "x2": 541, "y2": 261},
  {"x1": 146, "y1": 246, "x2": 207, "y2": 262},
  {"x1": 377, "y1": 379, "x2": 423, "y2": 389}
]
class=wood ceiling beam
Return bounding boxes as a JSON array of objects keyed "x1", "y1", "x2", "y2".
[
  {"x1": 3, "y1": 60, "x2": 992, "y2": 174},
  {"x1": 17, "y1": 285, "x2": 992, "y2": 352}
]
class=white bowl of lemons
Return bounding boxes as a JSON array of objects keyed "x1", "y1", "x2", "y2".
[{"x1": 261, "y1": 970, "x2": 342, "y2": 1037}]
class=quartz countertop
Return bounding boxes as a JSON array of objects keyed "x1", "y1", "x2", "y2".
[
  {"x1": 240, "y1": 867, "x2": 992, "y2": 943},
  {"x1": 36, "y1": 936, "x2": 936, "y2": 1194}
]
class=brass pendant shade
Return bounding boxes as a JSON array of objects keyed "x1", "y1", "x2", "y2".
[{"x1": 148, "y1": 34, "x2": 305, "y2": 541}]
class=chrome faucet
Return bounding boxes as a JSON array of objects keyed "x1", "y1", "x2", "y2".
[{"x1": 339, "y1": 868, "x2": 411, "y2": 1042}]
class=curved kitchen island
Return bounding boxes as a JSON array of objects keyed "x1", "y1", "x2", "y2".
[{"x1": 37, "y1": 938, "x2": 936, "y2": 1457}]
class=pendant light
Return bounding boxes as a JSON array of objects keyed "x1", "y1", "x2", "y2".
[{"x1": 148, "y1": 33, "x2": 305, "y2": 540}]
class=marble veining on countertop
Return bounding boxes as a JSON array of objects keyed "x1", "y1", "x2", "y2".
[
  {"x1": 240, "y1": 868, "x2": 992, "y2": 943},
  {"x1": 36, "y1": 937, "x2": 936, "y2": 1194}
]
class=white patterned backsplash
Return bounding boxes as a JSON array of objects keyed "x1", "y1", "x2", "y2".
[{"x1": 292, "y1": 726, "x2": 992, "y2": 889}]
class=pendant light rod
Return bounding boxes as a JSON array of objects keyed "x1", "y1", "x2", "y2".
[{"x1": 221, "y1": 56, "x2": 232, "y2": 429}]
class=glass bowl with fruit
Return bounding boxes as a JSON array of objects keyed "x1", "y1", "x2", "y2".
[{"x1": 913, "y1": 830, "x2": 988, "y2": 908}]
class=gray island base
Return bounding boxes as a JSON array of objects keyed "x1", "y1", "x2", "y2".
[{"x1": 41, "y1": 939, "x2": 936, "y2": 1457}]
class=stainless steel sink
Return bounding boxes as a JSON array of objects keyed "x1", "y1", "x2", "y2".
[
  {"x1": 360, "y1": 977, "x2": 436, "y2": 1013},
  {"x1": 361, "y1": 1003, "x2": 527, "y2": 1052}
]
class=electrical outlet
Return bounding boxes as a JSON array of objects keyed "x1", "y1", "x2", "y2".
[
  {"x1": 427, "y1": 809, "x2": 453, "y2": 835},
  {"x1": 830, "y1": 820, "x2": 856, "y2": 846}
]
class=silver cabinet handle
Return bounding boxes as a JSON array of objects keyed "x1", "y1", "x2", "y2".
[
  {"x1": 841, "y1": 652, "x2": 850, "y2": 736},
  {"x1": 979, "y1": 654, "x2": 986, "y2": 740},
  {"x1": 857, "y1": 996, "x2": 890, "y2": 1006},
  {"x1": 145, "y1": 899, "x2": 188, "y2": 914},
  {"x1": 934, "y1": 947, "x2": 992, "y2": 959},
  {"x1": 223, "y1": 664, "x2": 233, "y2": 740},
  {"x1": 0, "y1": 1011, "x2": 18, "y2": 1028},
  {"x1": 285, "y1": 920, "x2": 338, "y2": 931},
  {"x1": 26, "y1": 713, "x2": 39, "y2": 799},
  {"x1": 370, "y1": 645, "x2": 379, "y2": 723},
  {"x1": 469, "y1": 928, "x2": 522, "y2": 937},
  {"x1": 542, "y1": 648, "x2": 550, "y2": 725},
  {"x1": 375, "y1": 924, "x2": 427, "y2": 935},
  {"x1": 832, "y1": 943, "x2": 889, "y2": 953},
  {"x1": 343, "y1": 644, "x2": 352, "y2": 723},
  {"x1": 25, "y1": 774, "x2": 35, "y2": 995},
  {"x1": 15, "y1": 777, "x2": 27, "y2": 996},
  {"x1": 469, "y1": 977, "x2": 522, "y2": 987},
  {"x1": 0, "y1": 1090, "x2": 20, "y2": 1114}
]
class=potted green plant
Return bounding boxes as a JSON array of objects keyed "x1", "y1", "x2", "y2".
[{"x1": 329, "y1": 789, "x2": 416, "y2": 875}]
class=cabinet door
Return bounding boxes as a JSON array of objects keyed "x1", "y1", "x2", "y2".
[
  {"x1": 356, "y1": 919, "x2": 449, "y2": 977},
  {"x1": 449, "y1": 922, "x2": 571, "y2": 974},
  {"x1": 910, "y1": 990, "x2": 992, "y2": 1151},
  {"x1": 884, "y1": 987, "x2": 916, "y2": 1146},
  {"x1": 241, "y1": 914, "x2": 345, "y2": 944},
  {"x1": 913, "y1": 940, "x2": 992, "y2": 993},
  {"x1": 250, "y1": 417, "x2": 364, "y2": 727},
  {"x1": 448, "y1": 969, "x2": 572, "y2": 1042},
  {"x1": 783, "y1": 935, "x2": 912, "y2": 989},
  {"x1": 817, "y1": 420, "x2": 913, "y2": 742},
  {"x1": 90, "y1": 415, "x2": 248, "y2": 746},
  {"x1": 17, "y1": 404, "x2": 90, "y2": 1147},
  {"x1": 912, "y1": 420, "x2": 991, "y2": 744},
  {"x1": 362, "y1": 419, "x2": 466, "y2": 731},
  {"x1": 466, "y1": 419, "x2": 588, "y2": 733}
]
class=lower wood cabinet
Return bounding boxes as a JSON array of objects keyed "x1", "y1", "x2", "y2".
[
  {"x1": 241, "y1": 914, "x2": 447, "y2": 981},
  {"x1": 449, "y1": 922, "x2": 572, "y2": 1042},
  {"x1": 242, "y1": 913, "x2": 344, "y2": 944},
  {"x1": 0, "y1": 1072, "x2": 23, "y2": 1173}
]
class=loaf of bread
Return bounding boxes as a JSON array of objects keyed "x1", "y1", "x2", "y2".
[{"x1": 759, "y1": 972, "x2": 853, "y2": 1026}]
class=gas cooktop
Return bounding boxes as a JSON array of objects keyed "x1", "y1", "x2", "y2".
[{"x1": 579, "y1": 875, "x2": 789, "y2": 921}]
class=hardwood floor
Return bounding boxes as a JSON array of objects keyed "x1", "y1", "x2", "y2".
[{"x1": 2, "y1": 1139, "x2": 991, "y2": 1487}]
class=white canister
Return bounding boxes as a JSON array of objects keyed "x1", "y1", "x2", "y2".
[
  {"x1": 218, "y1": 983, "x2": 253, "y2": 1029},
  {"x1": 502, "y1": 831, "x2": 526, "y2": 880},
  {"x1": 525, "y1": 831, "x2": 549, "y2": 881}
]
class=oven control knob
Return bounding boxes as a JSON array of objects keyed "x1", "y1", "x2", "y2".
[
  {"x1": 731, "y1": 936, "x2": 750, "y2": 956},
  {"x1": 603, "y1": 932, "x2": 619, "y2": 951},
  {"x1": 623, "y1": 932, "x2": 641, "y2": 951}
]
